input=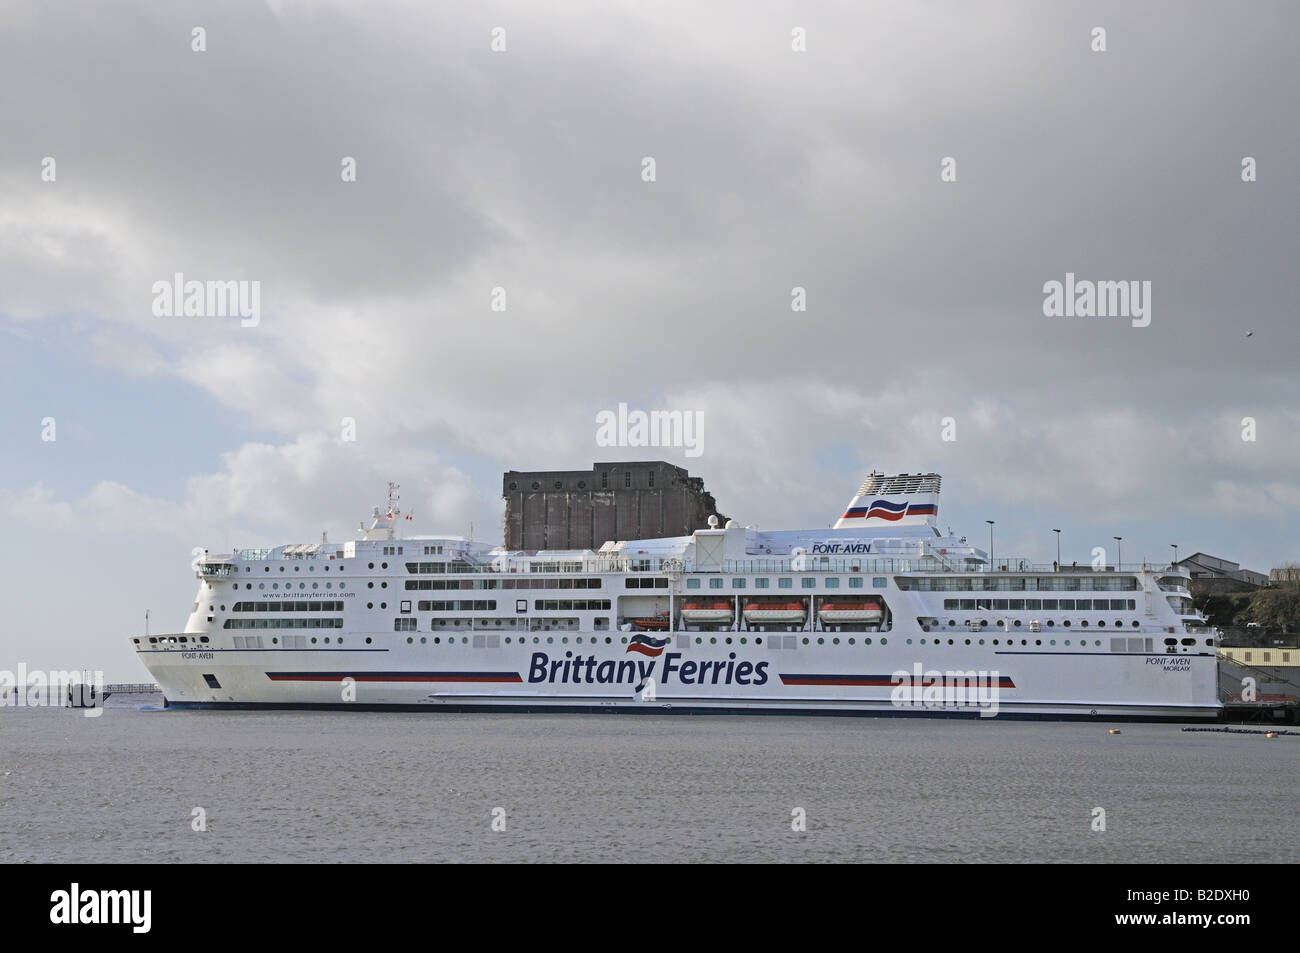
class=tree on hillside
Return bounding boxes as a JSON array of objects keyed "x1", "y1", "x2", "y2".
[{"x1": 1244, "y1": 588, "x2": 1300, "y2": 632}]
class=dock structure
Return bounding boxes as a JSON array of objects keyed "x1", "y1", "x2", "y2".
[
  {"x1": 1220, "y1": 695, "x2": 1300, "y2": 725},
  {"x1": 1217, "y1": 653, "x2": 1300, "y2": 723},
  {"x1": 62, "y1": 682, "x2": 159, "y2": 707}
]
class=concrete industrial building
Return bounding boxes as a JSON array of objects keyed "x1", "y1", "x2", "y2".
[
  {"x1": 502, "y1": 462, "x2": 726, "y2": 552},
  {"x1": 1174, "y1": 553, "x2": 1269, "y2": 593},
  {"x1": 1270, "y1": 565, "x2": 1300, "y2": 586}
]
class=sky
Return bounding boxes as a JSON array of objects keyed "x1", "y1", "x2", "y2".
[{"x1": 2, "y1": 1, "x2": 1297, "y2": 679}]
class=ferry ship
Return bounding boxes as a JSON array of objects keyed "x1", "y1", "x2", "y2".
[{"x1": 133, "y1": 474, "x2": 1221, "y2": 720}]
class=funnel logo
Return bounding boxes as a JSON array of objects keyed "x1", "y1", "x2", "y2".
[
  {"x1": 840, "y1": 499, "x2": 937, "y2": 521},
  {"x1": 626, "y1": 634, "x2": 670, "y2": 657}
]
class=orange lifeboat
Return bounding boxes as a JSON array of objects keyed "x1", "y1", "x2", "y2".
[
  {"x1": 631, "y1": 610, "x2": 670, "y2": 631},
  {"x1": 742, "y1": 601, "x2": 807, "y2": 624},
  {"x1": 680, "y1": 601, "x2": 734, "y2": 624},
  {"x1": 817, "y1": 600, "x2": 884, "y2": 624}
]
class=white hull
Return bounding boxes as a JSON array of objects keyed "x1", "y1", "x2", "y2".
[{"x1": 138, "y1": 633, "x2": 1221, "y2": 720}]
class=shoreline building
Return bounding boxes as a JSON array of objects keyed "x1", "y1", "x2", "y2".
[
  {"x1": 502, "y1": 461, "x2": 726, "y2": 552},
  {"x1": 1174, "y1": 553, "x2": 1268, "y2": 594}
]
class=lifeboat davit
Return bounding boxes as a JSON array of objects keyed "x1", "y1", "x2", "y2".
[
  {"x1": 680, "y1": 601, "x2": 735, "y2": 624},
  {"x1": 817, "y1": 600, "x2": 884, "y2": 624},
  {"x1": 742, "y1": 601, "x2": 808, "y2": 624}
]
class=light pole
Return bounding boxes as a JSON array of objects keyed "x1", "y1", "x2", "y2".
[
  {"x1": 1052, "y1": 529, "x2": 1061, "y2": 568},
  {"x1": 986, "y1": 520, "x2": 995, "y2": 571},
  {"x1": 1113, "y1": 536, "x2": 1123, "y2": 570}
]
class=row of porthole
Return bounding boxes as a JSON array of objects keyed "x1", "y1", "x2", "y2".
[
  {"x1": 378, "y1": 634, "x2": 1104, "y2": 648},
  {"x1": 237, "y1": 560, "x2": 393, "y2": 574},
  {"x1": 912, "y1": 638, "x2": 1103, "y2": 647},
  {"x1": 233, "y1": 582, "x2": 346, "y2": 590},
  {"x1": 396, "y1": 635, "x2": 893, "y2": 647},
  {"x1": 248, "y1": 564, "x2": 335, "y2": 572},
  {"x1": 946, "y1": 619, "x2": 1136, "y2": 629}
]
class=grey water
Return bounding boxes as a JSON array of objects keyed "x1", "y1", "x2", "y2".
[{"x1": 2, "y1": 697, "x2": 1296, "y2": 863}]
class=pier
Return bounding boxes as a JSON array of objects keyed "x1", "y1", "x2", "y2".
[{"x1": 1220, "y1": 694, "x2": 1300, "y2": 725}]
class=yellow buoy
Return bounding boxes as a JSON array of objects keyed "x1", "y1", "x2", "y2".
[{"x1": 1266, "y1": 732, "x2": 1277, "y2": 739}]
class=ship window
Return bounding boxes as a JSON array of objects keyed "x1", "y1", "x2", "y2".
[
  {"x1": 1133, "y1": 621, "x2": 1140, "y2": 628},
  {"x1": 202, "y1": 674, "x2": 221, "y2": 689},
  {"x1": 824, "y1": 578, "x2": 839, "y2": 588},
  {"x1": 849, "y1": 577, "x2": 864, "y2": 589},
  {"x1": 778, "y1": 578, "x2": 793, "y2": 589},
  {"x1": 648, "y1": 472, "x2": 654, "y2": 488},
  {"x1": 709, "y1": 579, "x2": 723, "y2": 589},
  {"x1": 755, "y1": 578, "x2": 770, "y2": 588},
  {"x1": 801, "y1": 578, "x2": 815, "y2": 589},
  {"x1": 732, "y1": 578, "x2": 746, "y2": 589},
  {"x1": 873, "y1": 578, "x2": 887, "y2": 588},
  {"x1": 601, "y1": 472, "x2": 608, "y2": 489},
  {"x1": 624, "y1": 472, "x2": 631, "y2": 488}
]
